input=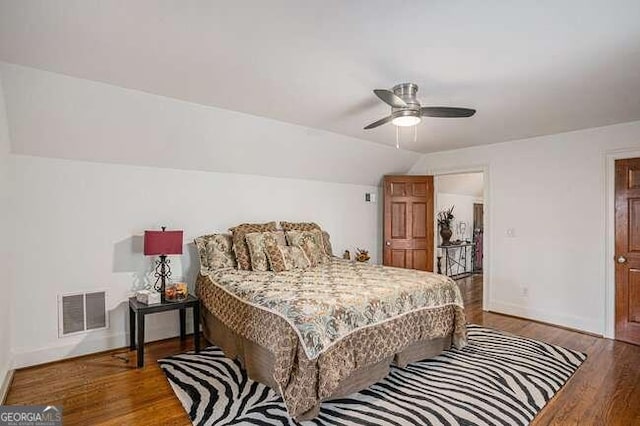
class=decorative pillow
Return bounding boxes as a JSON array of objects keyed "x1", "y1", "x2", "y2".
[
  {"x1": 321, "y1": 230, "x2": 333, "y2": 257},
  {"x1": 264, "y1": 233, "x2": 310, "y2": 272},
  {"x1": 279, "y1": 221, "x2": 321, "y2": 232},
  {"x1": 285, "y1": 230, "x2": 329, "y2": 266},
  {"x1": 285, "y1": 229, "x2": 321, "y2": 247},
  {"x1": 193, "y1": 234, "x2": 236, "y2": 271},
  {"x1": 245, "y1": 231, "x2": 287, "y2": 272},
  {"x1": 229, "y1": 221, "x2": 277, "y2": 270},
  {"x1": 280, "y1": 222, "x2": 332, "y2": 257}
]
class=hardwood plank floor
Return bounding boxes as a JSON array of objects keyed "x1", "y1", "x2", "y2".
[
  {"x1": 459, "y1": 275, "x2": 640, "y2": 426},
  {"x1": 6, "y1": 274, "x2": 640, "y2": 425}
]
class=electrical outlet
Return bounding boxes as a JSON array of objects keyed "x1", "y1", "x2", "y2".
[{"x1": 521, "y1": 286, "x2": 529, "y2": 297}]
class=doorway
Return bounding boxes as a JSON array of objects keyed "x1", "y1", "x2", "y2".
[{"x1": 435, "y1": 172, "x2": 485, "y2": 309}]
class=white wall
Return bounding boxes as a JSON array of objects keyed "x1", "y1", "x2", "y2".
[
  {"x1": 10, "y1": 155, "x2": 381, "y2": 367},
  {"x1": 0, "y1": 62, "x2": 421, "y2": 187},
  {"x1": 437, "y1": 173, "x2": 484, "y2": 198},
  {"x1": 411, "y1": 120, "x2": 640, "y2": 335},
  {"x1": 0, "y1": 63, "x2": 416, "y2": 368},
  {"x1": 0, "y1": 75, "x2": 12, "y2": 389},
  {"x1": 3, "y1": 61, "x2": 638, "y2": 368}
]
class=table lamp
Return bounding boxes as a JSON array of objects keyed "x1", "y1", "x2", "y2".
[{"x1": 144, "y1": 226, "x2": 184, "y2": 302}]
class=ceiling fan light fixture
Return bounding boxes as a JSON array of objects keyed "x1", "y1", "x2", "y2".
[
  {"x1": 363, "y1": 83, "x2": 475, "y2": 132},
  {"x1": 392, "y1": 115, "x2": 421, "y2": 127}
]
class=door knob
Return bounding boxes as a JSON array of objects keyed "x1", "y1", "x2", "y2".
[
  {"x1": 617, "y1": 256, "x2": 627, "y2": 264},
  {"x1": 386, "y1": 241, "x2": 391, "y2": 246}
]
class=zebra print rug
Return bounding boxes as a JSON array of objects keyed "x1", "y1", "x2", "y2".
[{"x1": 159, "y1": 324, "x2": 586, "y2": 425}]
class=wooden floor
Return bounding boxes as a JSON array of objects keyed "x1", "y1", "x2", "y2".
[{"x1": 6, "y1": 275, "x2": 640, "y2": 425}]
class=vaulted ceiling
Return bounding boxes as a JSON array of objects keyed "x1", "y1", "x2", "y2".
[{"x1": 1, "y1": 1, "x2": 639, "y2": 154}]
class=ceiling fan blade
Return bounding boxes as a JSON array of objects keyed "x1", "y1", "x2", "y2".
[
  {"x1": 420, "y1": 107, "x2": 476, "y2": 118},
  {"x1": 364, "y1": 115, "x2": 394, "y2": 129},
  {"x1": 374, "y1": 89, "x2": 407, "y2": 108}
]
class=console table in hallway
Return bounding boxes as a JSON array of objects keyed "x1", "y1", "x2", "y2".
[{"x1": 437, "y1": 242, "x2": 475, "y2": 278}]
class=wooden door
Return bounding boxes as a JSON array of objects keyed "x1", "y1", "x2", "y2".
[
  {"x1": 383, "y1": 175, "x2": 434, "y2": 271},
  {"x1": 473, "y1": 203, "x2": 484, "y2": 231},
  {"x1": 615, "y1": 158, "x2": 640, "y2": 345}
]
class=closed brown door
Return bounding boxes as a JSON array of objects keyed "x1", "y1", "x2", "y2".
[
  {"x1": 615, "y1": 158, "x2": 640, "y2": 345},
  {"x1": 383, "y1": 175, "x2": 434, "y2": 271}
]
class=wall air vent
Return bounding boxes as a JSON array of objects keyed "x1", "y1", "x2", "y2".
[{"x1": 58, "y1": 291, "x2": 108, "y2": 337}]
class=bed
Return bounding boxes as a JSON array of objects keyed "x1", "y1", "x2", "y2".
[{"x1": 196, "y1": 256, "x2": 467, "y2": 420}]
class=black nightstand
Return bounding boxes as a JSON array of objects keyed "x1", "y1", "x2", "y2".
[{"x1": 129, "y1": 294, "x2": 201, "y2": 367}]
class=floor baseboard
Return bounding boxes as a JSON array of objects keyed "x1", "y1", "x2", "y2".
[
  {"x1": 1, "y1": 369, "x2": 15, "y2": 404},
  {"x1": 485, "y1": 309, "x2": 603, "y2": 338}
]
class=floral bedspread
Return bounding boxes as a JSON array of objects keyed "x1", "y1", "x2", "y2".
[{"x1": 205, "y1": 258, "x2": 465, "y2": 360}]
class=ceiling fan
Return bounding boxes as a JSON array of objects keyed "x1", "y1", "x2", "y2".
[{"x1": 364, "y1": 83, "x2": 476, "y2": 130}]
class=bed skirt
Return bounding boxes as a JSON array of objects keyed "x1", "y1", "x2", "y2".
[{"x1": 201, "y1": 305, "x2": 453, "y2": 420}]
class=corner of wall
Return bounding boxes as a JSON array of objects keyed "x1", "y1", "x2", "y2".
[
  {"x1": 0, "y1": 367, "x2": 14, "y2": 404},
  {"x1": 406, "y1": 155, "x2": 428, "y2": 175},
  {"x1": 0, "y1": 64, "x2": 15, "y2": 395}
]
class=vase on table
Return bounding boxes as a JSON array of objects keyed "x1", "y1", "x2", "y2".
[{"x1": 440, "y1": 227, "x2": 453, "y2": 245}]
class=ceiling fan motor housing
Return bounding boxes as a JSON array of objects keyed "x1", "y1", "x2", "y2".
[
  {"x1": 392, "y1": 83, "x2": 421, "y2": 110},
  {"x1": 391, "y1": 83, "x2": 421, "y2": 124}
]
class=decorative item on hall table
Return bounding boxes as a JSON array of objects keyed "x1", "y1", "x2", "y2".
[
  {"x1": 165, "y1": 282, "x2": 188, "y2": 302},
  {"x1": 144, "y1": 226, "x2": 184, "y2": 303},
  {"x1": 355, "y1": 248, "x2": 370, "y2": 262},
  {"x1": 437, "y1": 205, "x2": 455, "y2": 245},
  {"x1": 343, "y1": 250, "x2": 351, "y2": 260},
  {"x1": 135, "y1": 289, "x2": 161, "y2": 305},
  {"x1": 457, "y1": 221, "x2": 468, "y2": 242}
]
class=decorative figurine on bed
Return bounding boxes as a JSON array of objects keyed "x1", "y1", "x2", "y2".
[
  {"x1": 355, "y1": 248, "x2": 370, "y2": 263},
  {"x1": 343, "y1": 250, "x2": 351, "y2": 260}
]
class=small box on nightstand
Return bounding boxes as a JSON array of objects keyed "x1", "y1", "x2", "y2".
[{"x1": 135, "y1": 290, "x2": 161, "y2": 305}]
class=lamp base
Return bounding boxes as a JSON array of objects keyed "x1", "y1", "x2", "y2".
[{"x1": 153, "y1": 255, "x2": 171, "y2": 303}]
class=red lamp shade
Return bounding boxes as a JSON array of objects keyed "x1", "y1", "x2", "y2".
[{"x1": 144, "y1": 229, "x2": 184, "y2": 256}]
